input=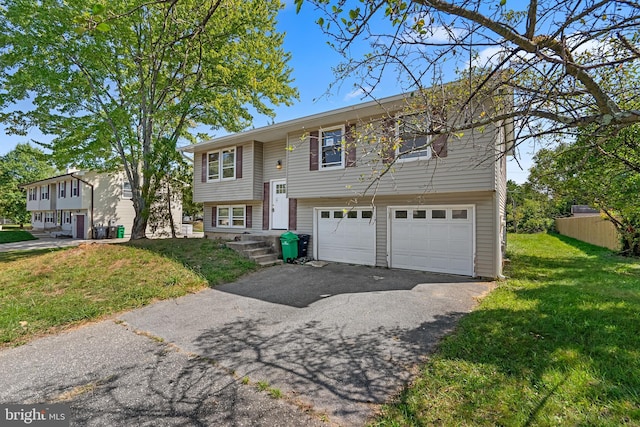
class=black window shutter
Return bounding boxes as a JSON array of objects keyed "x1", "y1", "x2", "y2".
[
  {"x1": 309, "y1": 131, "x2": 319, "y2": 171},
  {"x1": 262, "y1": 182, "x2": 270, "y2": 230},
  {"x1": 432, "y1": 134, "x2": 449, "y2": 158},
  {"x1": 345, "y1": 124, "x2": 357, "y2": 167},
  {"x1": 236, "y1": 146, "x2": 243, "y2": 178},
  {"x1": 201, "y1": 153, "x2": 207, "y2": 183},
  {"x1": 211, "y1": 206, "x2": 217, "y2": 228},
  {"x1": 246, "y1": 205, "x2": 252, "y2": 228}
]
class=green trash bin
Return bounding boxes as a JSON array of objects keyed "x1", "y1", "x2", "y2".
[
  {"x1": 280, "y1": 231, "x2": 299, "y2": 263},
  {"x1": 116, "y1": 225, "x2": 125, "y2": 238}
]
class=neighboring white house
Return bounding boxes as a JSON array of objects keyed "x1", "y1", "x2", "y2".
[
  {"x1": 23, "y1": 170, "x2": 182, "y2": 239},
  {"x1": 181, "y1": 91, "x2": 513, "y2": 278}
]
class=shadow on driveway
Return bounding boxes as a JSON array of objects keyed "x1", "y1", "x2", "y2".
[
  {"x1": 215, "y1": 262, "x2": 478, "y2": 308},
  {"x1": 121, "y1": 263, "x2": 493, "y2": 425}
]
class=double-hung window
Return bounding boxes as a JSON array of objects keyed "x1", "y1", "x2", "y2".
[
  {"x1": 71, "y1": 180, "x2": 80, "y2": 197},
  {"x1": 320, "y1": 127, "x2": 344, "y2": 169},
  {"x1": 208, "y1": 148, "x2": 235, "y2": 181},
  {"x1": 45, "y1": 212, "x2": 54, "y2": 223},
  {"x1": 396, "y1": 113, "x2": 432, "y2": 161},
  {"x1": 58, "y1": 181, "x2": 66, "y2": 198},
  {"x1": 63, "y1": 211, "x2": 72, "y2": 224},
  {"x1": 41, "y1": 185, "x2": 49, "y2": 200},
  {"x1": 122, "y1": 181, "x2": 133, "y2": 199},
  {"x1": 28, "y1": 188, "x2": 37, "y2": 201},
  {"x1": 217, "y1": 205, "x2": 245, "y2": 228}
]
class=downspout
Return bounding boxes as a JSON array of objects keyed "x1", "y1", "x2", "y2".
[{"x1": 71, "y1": 173, "x2": 94, "y2": 239}]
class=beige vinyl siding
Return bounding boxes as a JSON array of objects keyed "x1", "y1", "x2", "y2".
[
  {"x1": 286, "y1": 124, "x2": 498, "y2": 199},
  {"x1": 295, "y1": 191, "x2": 498, "y2": 278},
  {"x1": 193, "y1": 141, "x2": 260, "y2": 202},
  {"x1": 263, "y1": 140, "x2": 288, "y2": 183},
  {"x1": 253, "y1": 141, "x2": 264, "y2": 198}
]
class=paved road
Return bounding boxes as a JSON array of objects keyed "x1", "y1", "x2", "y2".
[{"x1": 0, "y1": 263, "x2": 494, "y2": 426}]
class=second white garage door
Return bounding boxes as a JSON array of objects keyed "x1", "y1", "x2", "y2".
[
  {"x1": 315, "y1": 208, "x2": 376, "y2": 266},
  {"x1": 389, "y1": 206, "x2": 475, "y2": 276}
]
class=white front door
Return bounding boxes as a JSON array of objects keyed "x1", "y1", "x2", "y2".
[{"x1": 271, "y1": 179, "x2": 289, "y2": 230}]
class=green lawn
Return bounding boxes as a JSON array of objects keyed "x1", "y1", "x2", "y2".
[
  {"x1": 374, "y1": 233, "x2": 640, "y2": 426},
  {"x1": 0, "y1": 229, "x2": 37, "y2": 244},
  {"x1": 0, "y1": 238, "x2": 257, "y2": 346}
]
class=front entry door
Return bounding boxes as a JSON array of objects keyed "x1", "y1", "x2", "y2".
[
  {"x1": 76, "y1": 214, "x2": 85, "y2": 239},
  {"x1": 271, "y1": 179, "x2": 289, "y2": 229}
]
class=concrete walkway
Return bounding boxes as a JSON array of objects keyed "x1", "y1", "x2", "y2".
[{"x1": 0, "y1": 263, "x2": 494, "y2": 426}]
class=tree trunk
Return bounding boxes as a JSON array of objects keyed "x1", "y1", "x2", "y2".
[
  {"x1": 166, "y1": 181, "x2": 177, "y2": 238},
  {"x1": 130, "y1": 194, "x2": 148, "y2": 240}
]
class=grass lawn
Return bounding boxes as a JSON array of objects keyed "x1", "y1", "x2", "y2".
[
  {"x1": 374, "y1": 233, "x2": 640, "y2": 426},
  {"x1": 0, "y1": 238, "x2": 257, "y2": 347},
  {"x1": 0, "y1": 230, "x2": 37, "y2": 244}
]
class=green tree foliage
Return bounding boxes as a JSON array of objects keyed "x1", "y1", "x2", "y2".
[
  {"x1": 0, "y1": 0, "x2": 297, "y2": 239},
  {"x1": 529, "y1": 127, "x2": 640, "y2": 255},
  {"x1": 296, "y1": 0, "x2": 640, "y2": 146},
  {"x1": 0, "y1": 144, "x2": 57, "y2": 225},
  {"x1": 506, "y1": 179, "x2": 570, "y2": 234}
]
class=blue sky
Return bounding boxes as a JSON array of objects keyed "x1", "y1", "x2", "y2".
[{"x1": 0, "y1": 1, "x2": 533, "y2": 183}]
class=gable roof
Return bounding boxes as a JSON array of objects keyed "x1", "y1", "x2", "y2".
[{"x1": 179, "y1": 92, "x2": 410, "y2": 153}]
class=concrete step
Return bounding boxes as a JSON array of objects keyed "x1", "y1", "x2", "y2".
[
  {"x1": 243, "y1": 247, "x2": 272, "y2": 257},
  {"x1": 226, "y1": 240, "x2": 267, "y2": 251},
  {"x1": 227, "y1": 239, "x2": 281, "y2": 267}
]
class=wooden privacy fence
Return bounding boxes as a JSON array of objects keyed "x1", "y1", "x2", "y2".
[{"x1": 555, "y1": 216, "x2": 621, "y2": 251}]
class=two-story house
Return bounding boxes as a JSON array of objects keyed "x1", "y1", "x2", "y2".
[
  {"x1": 182, "y1": 92, "x2": 512, "y2": 278},
  {"x1": 24, "y1": 170, "x2": 182, "y2": 239}
]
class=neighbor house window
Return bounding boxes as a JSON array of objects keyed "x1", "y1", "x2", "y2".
[
  {"x1": 207, "y1": 148, "x2": 235, "y2": 181},
  {"x1": 28, "y1": 187, "x2": 37, "y2": 201},
  {"x1": 320, "y1": 127, "x2": 344, "y2": 169},
  {"x1": 64, "y1": 211, "x2": 72, "y2": 224},
  {"x1": 58, "y1": 181, "x2": 66, "y2": 198},
  {"x1": 396, "y1": 113, "x2": 432, "y2": 161},
  {"x1": 41, "y1": 185, "x2": 49, "y2": 200},
  {"x1": 122, "y1": 182, "x2": 133, "y2": 199},
  {"x1": 45, "y1": 212, "x2": 54, "y2": 223},
  {"x1": 217, "y1": 205, "x2": 245, "y2": 228},
  {"x1": 34, "y1": 212, "x2": 42, "y2": 222},
  {"x1": 71, "y1": 180, "x2": 80, "y2": 197}
]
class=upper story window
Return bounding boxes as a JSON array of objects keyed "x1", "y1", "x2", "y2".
[
  {"x1": 208, "y1": 148, "x2": 235, "y2": 181},
  {"x1": 396, "y1": 113, "x2": 432, "y2": 161},
  {"x1": 71, "y1": 179, "x2": 80, "y2": 197},
  {"x1": 320, "y1": 127, "x2": 345, "y2": 169},
  {"x1": 58, "y1": 181, "x2": 66, "y2": 198},
  {"x1": 122, "y1": 181, "x2": 133, "y2": 199},
  {"x1": 41, "y1": 185, "x2": 49, "y2": 200},
  {"x1": 28, "y1": 187, "x2": 37, "y2": 201}
]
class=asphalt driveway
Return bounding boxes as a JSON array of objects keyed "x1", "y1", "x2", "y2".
[{"x1": 0, "y1": 263, "x2": 494, "y2": 426}]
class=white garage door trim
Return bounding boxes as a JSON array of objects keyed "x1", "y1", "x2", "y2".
[
  {"x1": 387, "y1": 205, "x2": 475, "y2": 276},
  {"x1": 313, "y1": 207, "x2": 376, "y2": 266}
]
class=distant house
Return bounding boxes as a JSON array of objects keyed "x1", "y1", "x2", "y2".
[
  {"x1": 570, "y1": 205, "x2": 600, "y2": 217},
  {"x1": 23, "y1": 170, "x2": 181, "y2": 239},
  {"x1": 181, "y1": 92, "x2": 513, "y2": 278}
]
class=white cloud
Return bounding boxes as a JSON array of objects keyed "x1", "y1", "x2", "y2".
[{"x1": 344, "y1": 87, "x2": 373, "y2": 101}]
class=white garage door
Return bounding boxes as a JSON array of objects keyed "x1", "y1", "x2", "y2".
[
  {"x1": 389, "y1": 206, "x2": 474, "y2": 276},
  {"x1": 316, "y1": 208, "x2": 376, "y2": 266}
]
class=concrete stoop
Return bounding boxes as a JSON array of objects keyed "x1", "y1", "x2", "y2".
[{"x1": 226, "y1": 239, "x2": 283, "y2": 267}]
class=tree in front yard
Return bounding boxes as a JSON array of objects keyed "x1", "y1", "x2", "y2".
[
  {"x1": 0, "y1": 0, "x2": 298, "y2": 239},
  {"x1": 0, "y1": 144, "x2": 57, "y2": 226},
  {"x1": 296, "y1": 0, "x2": 640, "y2": 154}
]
